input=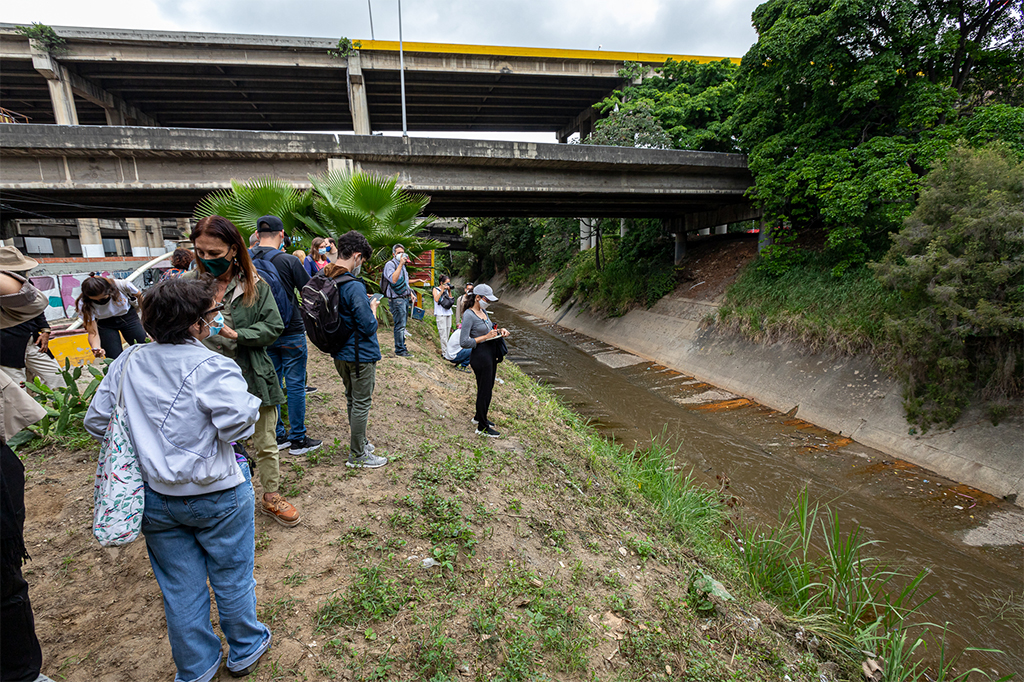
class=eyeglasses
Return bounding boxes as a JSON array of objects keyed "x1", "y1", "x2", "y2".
[{"x1": 201, "y1": 303, "x2": 225, "y2": 319}]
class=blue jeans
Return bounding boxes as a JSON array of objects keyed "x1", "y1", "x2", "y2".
[
  {"x1": 267, "y1": 332, "x2": 307, "y2": 442},
  {"x1": 389, "y1": 297, "x2": 408, "y2": 354},
  {"x1": 450, "y1": 347, "x2": 471, "y2": 367},
  {"x1": 141, "y1": 467, "x2": 271, "y2": 682}
]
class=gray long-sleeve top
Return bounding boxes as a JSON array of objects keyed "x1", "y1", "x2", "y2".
[{"x1": 460, "y1": 308, "x2": 494, "y2": 349}]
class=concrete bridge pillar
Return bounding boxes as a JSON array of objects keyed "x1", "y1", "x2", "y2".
[
  {"x1": 346, "y1": 52, "x2": 371, "y2": 135},
  {"x1": 581, "y1": 218, "x2": 598, "y2": 249},
  {"x1": 76, "y1": 219, "x2": 104, "y2": 259},
  {"x1": 662, "y1": 217, "x2": 686, "y2": 265},
  {"x1": 715, "y1": 224, "x2": 728, "y2": 235},
  {"x1": 31, "y1": 42, "x2": 78, "y2": 125},
  {"x1": 620, "y1": 218, "x2": 628, "y2": 238}
]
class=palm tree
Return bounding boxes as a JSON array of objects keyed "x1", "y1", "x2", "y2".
[
  {"x1": 194, "y1": 176, "x2": 313, "y2": 244},
  {"x1": 298, "y1": 170, "x2": 445, "y2": 277}
]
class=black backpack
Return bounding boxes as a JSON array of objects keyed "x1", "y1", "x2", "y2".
[
  {"x1": 300, "y1": 270, "x2": 362, "y2": 357},
  {"x1": 249, "y1": 248, "x2": 294, "y2": 327}
]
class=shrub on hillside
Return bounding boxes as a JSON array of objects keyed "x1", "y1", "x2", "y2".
[{"x1": 872, "y1": 143, "x2": 1024, "y2": 430}]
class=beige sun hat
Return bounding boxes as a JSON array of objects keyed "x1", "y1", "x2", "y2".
[{"x1": 0, "y1": 246, "x2": 39, "y2": 272}]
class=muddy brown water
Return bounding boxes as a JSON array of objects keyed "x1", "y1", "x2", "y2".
[{"x1": 494, "y1": 304, "x2": 1023, "y2": 676}]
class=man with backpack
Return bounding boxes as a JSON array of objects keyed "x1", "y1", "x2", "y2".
[
  {"x1": 251, "y1": 215, "x2": 322, "y2": 456},
  {"x1": 301, "y1": 231, "x2": 387, "y2": 469},
  {"x1": 382, "y1": 244, "x2": 414, "y2": 357}
]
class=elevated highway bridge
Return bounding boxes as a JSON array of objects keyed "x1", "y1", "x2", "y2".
[
  {"x1": 0, "y1": 25, "x2": 736, "y2": 140},
  {"x1": 0, "y1": 25, "x2": 755, "y2": 252}
]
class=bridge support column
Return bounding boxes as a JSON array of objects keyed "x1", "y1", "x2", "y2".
[
  {"x1": 620, "y1": 218, "x2": 628, "y2": 238},
  {"x1": 579, "y1": 218, "x2": 592, "y2": 251},
  {"x1": 347, "y1": 52, "x2": 371, "y2": 135},
  {"x1": 31, "y1": 43, "x2": 78, "y2": 125},
  {"x1": 663, "y1": 217, "x2": 686, "y2": 265},
  {"x1": 715, "y1": 224, "x2": 728, "y2": 235},
  {"x1": 76, "y1": 219, "x2": 105, "y2": 259}
]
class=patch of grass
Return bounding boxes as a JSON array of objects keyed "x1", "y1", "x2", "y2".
[
  {"x1": 314, "y1": 565, "x2": 408, "y2": 631},
  {"x1": 496, "y1": 626, "x2": 539, "y2": 682},
  {"x1": 255, "y1": 531, "x2": 272, "y2": 552},
  {"x1": 412, "y1": 622, "x2": 458, "y2": 680},
  {"x1": 283, "y1": 571, "x2": 308, "y2": 587},
  {"x1": 718, "y1": 253, "x2": 900, "y2": 355},
  {"x1": 259, "y1": 596, "x2": 299, "y2": 627}
]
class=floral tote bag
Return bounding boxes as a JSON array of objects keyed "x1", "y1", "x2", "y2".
[{"x1": 93, "y1": 346, "x2": 144, "y2": 547}]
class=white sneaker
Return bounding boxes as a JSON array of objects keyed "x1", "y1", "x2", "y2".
[{"x1": 347, "y1": 452, "x2": 388, "y2": 469}]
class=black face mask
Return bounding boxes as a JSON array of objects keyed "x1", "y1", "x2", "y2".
[{"x1": 93, "y1": 296, "x2": 112, "y2": 306}]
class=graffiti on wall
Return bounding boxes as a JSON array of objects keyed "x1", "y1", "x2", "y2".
[{"x1": 30, "y1": 267, "x2": 169, "y2": 321}]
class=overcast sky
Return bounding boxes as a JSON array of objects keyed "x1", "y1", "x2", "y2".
[
  {"x1": 5, "y1": 0, "x2": 761, "y2": 58},
  {"x1": 4, "y1": 0, "x2": 763, "y2": 142}
]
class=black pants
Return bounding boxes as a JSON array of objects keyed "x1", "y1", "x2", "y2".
[
  {"x1": 96, "y1": 309, "x2": 147, "y2": 359},
  {"x1": 470, "y1": 342, "x2": 498, "y2": 426},
  {"x1": 1, "y1": 442, "x2": 43, "y2": 682}
]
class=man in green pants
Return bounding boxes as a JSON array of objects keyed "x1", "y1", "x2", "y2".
[{"x1": 326, "y1": 231, "x2": 388, "y2": 468}]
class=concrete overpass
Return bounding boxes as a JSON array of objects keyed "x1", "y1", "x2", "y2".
[
  {"x1": 0, "y1": 24, "x2": 735, "y2": 141},
  {"x1": 0, "y1": 124, "x2": 757, "y2": 227}
]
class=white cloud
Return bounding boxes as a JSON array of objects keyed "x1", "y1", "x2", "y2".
[{"x1": 3, "y1": 0, "x2": 760, "y2": 56}]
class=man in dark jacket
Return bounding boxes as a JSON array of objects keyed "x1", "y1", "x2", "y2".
[
  {"x1": 329, "y1": 231, "x2": 388, "y2": 469},
  {"x1": 251, "y1": 215, "x2": 322, "y2": 457}
]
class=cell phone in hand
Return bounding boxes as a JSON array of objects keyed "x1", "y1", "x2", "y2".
[{"x1": 370, "y1": 293, "x2": 384, "y2": 302}]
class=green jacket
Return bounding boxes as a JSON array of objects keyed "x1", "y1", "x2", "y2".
[{"x1": 184, "y1": 272, "x2": 285, "y2": 407}]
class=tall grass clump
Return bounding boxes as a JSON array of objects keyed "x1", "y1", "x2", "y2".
[
  {"x1": 594, "y1": 437, "x2": 724, "y2": 550},
  {"x1": 735, "y1": 490, "x2": 931, "y2": 657},
  {"x1": 719, "y1": 252, "x2": 902, "y2": 355}
]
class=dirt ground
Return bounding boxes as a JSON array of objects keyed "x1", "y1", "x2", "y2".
[
  {"x1": 674, "y1": 235, "x2": 759, "y2": 304},
  {"x1": 20, "y1": 321, "x2": 820, "y2": 682}
]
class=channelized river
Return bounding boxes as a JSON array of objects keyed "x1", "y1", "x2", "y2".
[{"x1": 492, "y1": 304, "x2": 1023, "y2": 677}]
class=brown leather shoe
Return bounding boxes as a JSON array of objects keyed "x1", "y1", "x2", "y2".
[{"x1": 261, "y1": 493, "x2": 300, "y2": 527}]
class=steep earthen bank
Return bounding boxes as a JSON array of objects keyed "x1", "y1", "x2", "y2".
[{"x1": 495, "y1": 278, "x2": 1023, "y2": 506}]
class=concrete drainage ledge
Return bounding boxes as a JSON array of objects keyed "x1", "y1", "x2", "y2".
[{"x1": 494, "y1": 278, "x2": 1024, "y2": 507}]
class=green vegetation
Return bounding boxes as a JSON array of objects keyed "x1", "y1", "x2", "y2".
[
  {"x1": 10, "y1": 359, "x2": 112, "y2": 453},
  {"x1": 16, "y1": 23, "x2": 68, "y2": 55},
  {"x1": 329, "y1": 36, "x2": 362, "y2": 58},
  {"x1": 721, "y1": 144, "x2": 1023, "y2": 428},
  {"x1": 872, "y1": 143, "x2": 1023, "y2": 429}
]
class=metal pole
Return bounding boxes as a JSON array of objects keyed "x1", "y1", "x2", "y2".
[
  {"x1": 398, "y1": 0, "x2": 408, "y2": 137},
  {"x1": 367, "y1": 0, "x2": 375, "y2": 40}
]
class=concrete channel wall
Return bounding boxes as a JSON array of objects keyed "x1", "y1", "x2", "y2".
[{"x1": 495, "y1": 279, "x2": 1024, "y2": 507}]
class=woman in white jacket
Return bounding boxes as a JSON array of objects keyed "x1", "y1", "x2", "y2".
[{"x1": 85, "y1": 278, "x2": 272, "y2": 681}]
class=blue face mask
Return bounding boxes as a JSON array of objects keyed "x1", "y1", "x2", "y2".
[
  {"x1": 204, "y1": 312, "x2": 225, "y2": 337},
  {"x1": 319, "y1": 247, "x2": 328, "y2": 255}
]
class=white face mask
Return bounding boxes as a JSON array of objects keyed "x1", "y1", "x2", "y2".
[
  {"x1": 479, "y1": 299, "x2": 489, "y2": 310},
  {"x1": 352, "y1": 264, "x2": 362, "y2": 276}
]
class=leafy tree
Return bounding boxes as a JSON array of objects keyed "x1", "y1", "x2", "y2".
[
  {"x1": 872, "y1": 143, "x2": 1024, "y2": 429},
  {"x1": 588, "y1": 59, "x2": 740, "y2": 153},
  {"x1": 734, "y1": 0, "x2": 1024, "y2": 274}
]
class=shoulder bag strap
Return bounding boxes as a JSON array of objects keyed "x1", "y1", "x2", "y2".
[{"x1": 114, "y1": 345, "x2": 143, "y2": 409}]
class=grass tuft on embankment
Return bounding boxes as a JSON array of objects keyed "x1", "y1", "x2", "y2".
[{"x1": 717, "y1": 253, "x2": 901, "y2": 356}]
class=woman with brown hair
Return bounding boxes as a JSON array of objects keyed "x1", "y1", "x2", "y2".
[
  {"x1": 76, "y1": 274, "x2": 146, "y2": 359},
  {"x1": 303, "y1": 237, "x2": 329, "y2": 276},
  {"x1": 184, "y1": 215, "x2": 300, "y2": 528},
  {"x1": 161, "y1": 247, "x2": 194, "y2": 280}
]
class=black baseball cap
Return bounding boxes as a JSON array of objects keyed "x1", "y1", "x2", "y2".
[{"x1": 256, "y1": 215, "x2": 285, "y2": 232}]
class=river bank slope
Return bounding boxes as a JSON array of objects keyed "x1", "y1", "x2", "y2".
[
  {"x1": 495, "y1": 277, "x2": 1023, "y2": 507},
  {"x1": 19, "y1": 321, "x2": 827, "y2": 681}
]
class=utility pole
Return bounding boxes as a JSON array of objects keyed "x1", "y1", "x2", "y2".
[{"x1": 398, "y1": 0, "x2": 408, "y2": 137}]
